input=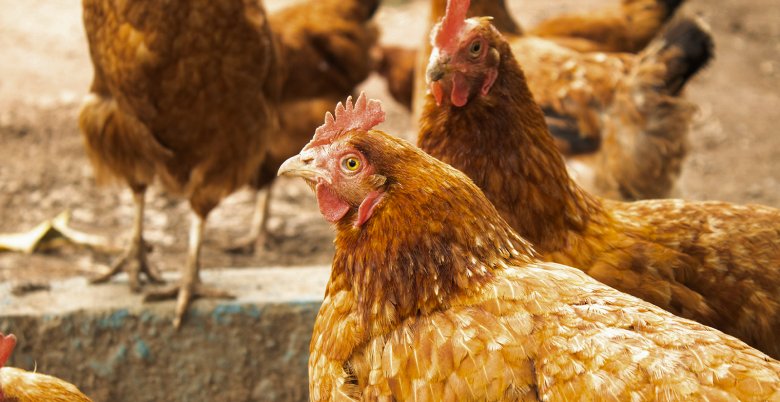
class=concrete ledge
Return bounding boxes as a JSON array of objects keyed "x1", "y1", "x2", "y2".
[{"x1": 0, "y1": 267, "x2": 330, "y2": 402}]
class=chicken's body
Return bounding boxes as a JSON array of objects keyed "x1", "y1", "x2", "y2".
[
  {"x1": 79, "y1": 0, "x2": 279, "y2": 326},
  {"x1": 348, "y1": 263, "x2": 780, "y2": 401},
  {"x1": 514, "y1": 19, "x2": 712, "y2": 199},
  {"x1": 278, "y1": 94, "x2": 780, "y2": 401},
  {"x1": 420, "y1": 3, "x2": 780, "y2": 358},
  {"x1": 0, "y1": 334, "x2": 93, "y2": 402}
]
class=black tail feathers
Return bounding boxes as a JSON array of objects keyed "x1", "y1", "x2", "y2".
[{"x1": 653, "y1": 16, "x2": 715, "y2": 95}]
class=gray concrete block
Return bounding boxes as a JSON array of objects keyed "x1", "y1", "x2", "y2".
[{"x1": 0, "y1": 267, "x2": 330, "y2": 402}]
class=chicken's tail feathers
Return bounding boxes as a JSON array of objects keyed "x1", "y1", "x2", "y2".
[
  {"x1": 656, "y1": 0, "x2": 686, "y2": 19},
  {"x1": 641, "y1": 16, "x2": 714, "y2": 95}
]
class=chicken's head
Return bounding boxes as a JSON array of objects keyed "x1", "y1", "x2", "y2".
[
  {"x1": 278, "y1": 93, "x2": 388, "y2": 227},
  {"x1": 427, "y1": 0, "x2": 502, "y2": 107}
]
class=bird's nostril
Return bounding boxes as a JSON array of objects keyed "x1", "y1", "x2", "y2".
[{"x1": 428, "y1": 67, "x2": 445, "y2": 82}]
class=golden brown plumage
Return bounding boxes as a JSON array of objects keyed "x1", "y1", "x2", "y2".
[
  {"x1": 79, "y1": 0, "x2": 279, "y2": 326},
  {"x1": 420, "y1": 2, "x2": 780, "y2": 359},
  {"x1": 279, "y1": 94, "x2": 780, "y2": 401},
  {"x1": 0, "y1": 333, "x2": 93, "y2": 402},
  {"x1": 530, "y1": 0, "x2": 686, "y2": 53},
  {"x1": 518, "y1": 18, "x2": 713, "y2": 199}
]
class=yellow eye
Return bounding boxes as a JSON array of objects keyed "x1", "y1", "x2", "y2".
[
  {"x1": 469, "y1": 40, "x2": 482, "y2": 57},
  {"x1": 343, "y1": 156, "x2": 361, "y2": 172}
]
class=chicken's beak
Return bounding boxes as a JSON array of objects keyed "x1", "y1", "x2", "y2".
[
  {"x1": 277, "y1": 154, "x2": 328, "y2": 183},
  {"x1": 426, "y1": 55, "x2": 451, "y2": 106},
  {"x1": 426, "y1": 57, "x2": 449, "y2": 83}
]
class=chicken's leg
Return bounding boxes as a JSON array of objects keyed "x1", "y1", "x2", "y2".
[
  {"x1": 91, "y1": 189, "x2": 164, "y2": 292},
  {"x1": 144, "y1": 211, "x2": 234, "y2": 328},
  {"x1": 225, "y1": 185, "x2": 272, "y2": 255}
]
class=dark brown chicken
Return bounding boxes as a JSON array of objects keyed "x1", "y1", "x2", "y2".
[
  {"x1": 79, "y1": 0, "x2": 279, "y2": 327},
  {"x1": 419, "y1": 0, "x2": 780, "y2": 358},
  {"x1": 230, "y1": 0, "x2": 380, "y2": 254},
  {"x1": 375, "y1": 46, "x2": 416, "y2": 113},
  {"x1": 280, "y1": 94, "x2": 780, "y2": 401}
]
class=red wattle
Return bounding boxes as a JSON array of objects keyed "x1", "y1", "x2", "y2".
[
  {"x1": 356, "y1": 191, "x2": 384, "y2": 227},
  {"x1": 430, "y1": 81, "x2": 444, "y2": 106},
  {"x1": 451, "y1": 73, "x2": 469, "y2": 107},
  {"x1": 316, "y1": 182, "x2": 350, "y2": 223}
]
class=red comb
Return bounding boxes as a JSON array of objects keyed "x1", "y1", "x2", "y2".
[
  {"x1": 434, "y1": 0, "x2": 471, "y2": 52},
  {"x1": 0, "y1": 333, "x2": 17, "y2": 367},
  {"x1": 305, "y1": 92, "x2": 385, "y2": 150}
]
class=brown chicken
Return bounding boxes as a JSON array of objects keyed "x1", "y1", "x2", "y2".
[
  {"x1": 522, "y1": 18, "x2": 713, "y2": 199},
  {"x1": 279, "y1": 94, "x2": 780, "y2": 401},
  {"x1": 229, "y1": 0, "x2": 380, "y2": 254},
  {"x1": 420, "y1": 0, "x2": 780, "y2": 358},
  {"x1": 397, "y1": 0, "x2": 684, "y2": 112},
  {"x1": 412, "y1": 0, "x2": 713, "y2": 200},
  {"x1": 530, "y1": 0, "x2": 686, "y2": 53},
  {"x1": 375, "y1": 46, "x2": 417, "y2": 113},
  {"x1": 0, "y1": 333, "x2": 93, "y2": 402},
  {"x1": 79, "y1": 0, "x2": 279, "y2": 327}
]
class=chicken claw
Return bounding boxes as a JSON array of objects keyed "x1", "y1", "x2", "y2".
[
  {"x1": 91, "y1": 239, "x2": 164, "y2": 292},
  {"x1": 144, "y1": 281, "x2": 235, "y2": 328},
  {"x1": 90, "y1": 190, "x2": 163, "y2": 292}
]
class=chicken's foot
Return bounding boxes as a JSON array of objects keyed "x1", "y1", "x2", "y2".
[
  {"x1": 144, "y1": 212, "x2": 233, "y2": 328},
  {"x1": 90, "y1": 190, "x2": 164, "y2": 292}
]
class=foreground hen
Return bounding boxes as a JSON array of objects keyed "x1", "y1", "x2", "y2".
[
  {"x1": 79, "y1": 0, "x2": 279, "y2": 326},
  {"x1": 279, "y1": 94, "x2": 780, "y2": 401},
  {"x1": 420, "y1": 0, "x2": 780, "y2": 358},
  {"x1": 0, "y1": 333, "x2": 92, "y2": 402}
]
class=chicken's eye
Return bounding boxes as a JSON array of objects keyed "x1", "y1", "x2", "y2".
[
  {"x1": 469, "y1": 40, "x2": 482, "y2": 57},
  {"x1": 342, "y1": 156, "x2": 361, "y2": 172}
]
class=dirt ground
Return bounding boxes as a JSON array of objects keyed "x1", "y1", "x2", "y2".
[{"x1": 0, "y1": 0, "x2": 778, "y2": 288}]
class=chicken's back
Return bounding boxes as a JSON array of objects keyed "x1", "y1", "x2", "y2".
[
  {"x1": 598, "y1": 199, "x2": 780, "y2": 358},
  {"x1": 350, "y1": 262, "x2": 780, "y2": 400},
  {"x1": 80, "y1": 0, "x2": 277, "y2": 210},
  {"x1": 509, "y1": 37, "x2": 633, "y2": 143}
]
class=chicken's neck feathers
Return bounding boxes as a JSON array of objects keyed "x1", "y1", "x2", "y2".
[{"x1": 329, "y1": 168, "x2": 536, "y2": 341}]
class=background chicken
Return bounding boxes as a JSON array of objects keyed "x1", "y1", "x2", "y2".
[
  {"x1": 419, "y1": 1, "x2": 780, "y2": 358},
  {"x1": 79, "y1": 0, "x2": 280, "y2": 327},
  {"x1": 0, "y1": 333, "x2": 93, "y2": 402},
  {"x1": 409, "y1": 0, "x2": 713, "y2": 200},
  {"x1": 378, "y1": 0, "x2": 682, "y2": 112},
  {"x1": 518, "y1": 18, "x2": 714, "y2": 199},
  {"x1": 279, "y1": 94, "x2": 780, "y2": 401},
  {"x1": 530, "y1": 0, "x2": 686, "y2": 53},
  {"x1": 229, "y1": 0, "x2": 381, "y2": 254}
]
